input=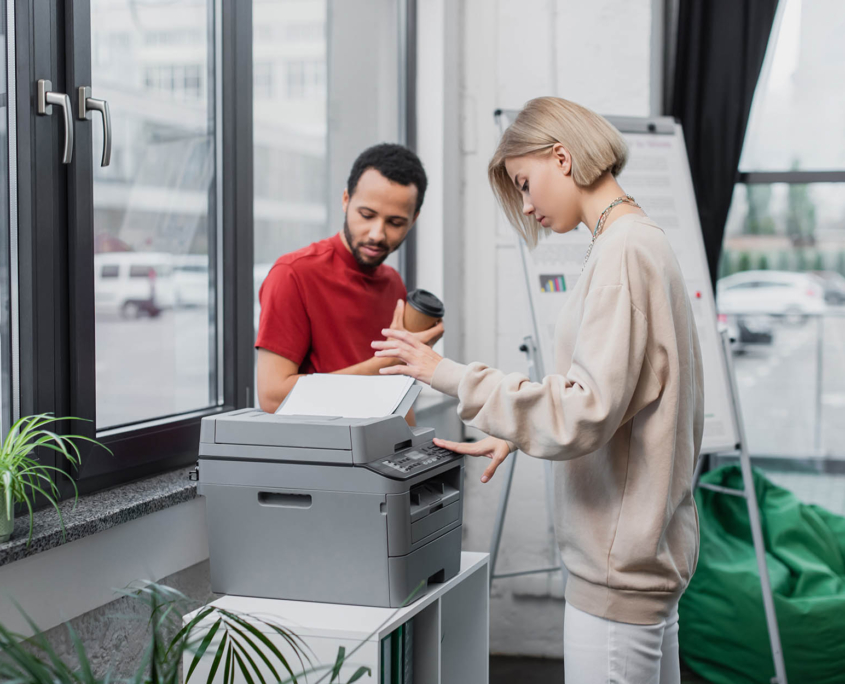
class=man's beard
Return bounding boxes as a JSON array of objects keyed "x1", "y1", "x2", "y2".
[{"x1": 343, "y1": 215, "x2": 405, "y2": 269}]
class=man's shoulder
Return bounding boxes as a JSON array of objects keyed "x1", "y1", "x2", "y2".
[
  {"x1": 275, "y1": 236, "x2": 336, "y2": 272},
  {"x1": 374, "y1": 263, "x2": 407, "y2": 296},
  {"x1": 379, "y1": 262, "x2": 404, "y2": 283},
  {"x1": 261, "y1": 237, "x2": 337, "y2": 296}
]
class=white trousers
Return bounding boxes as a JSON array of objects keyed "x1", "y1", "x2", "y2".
[{"x1": 563, "y1": 602, "x2": 680, "y2": 684}]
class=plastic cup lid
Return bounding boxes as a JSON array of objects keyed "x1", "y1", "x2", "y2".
[{"x1": 407, "y1": 289, "x2": 445, "y2": 318}]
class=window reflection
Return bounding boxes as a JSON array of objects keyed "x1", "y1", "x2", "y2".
[{"x1": 91, "y1": 0, "x2": 217, "y2": 429}]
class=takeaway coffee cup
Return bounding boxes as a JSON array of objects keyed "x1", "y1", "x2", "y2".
[{"x1": 404, "y1": 289, "x2": 445, "y2": 332}]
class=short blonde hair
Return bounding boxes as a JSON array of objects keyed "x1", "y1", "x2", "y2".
[{"x1": 489, "y1": 97, "x2": 628, "y2": 247}]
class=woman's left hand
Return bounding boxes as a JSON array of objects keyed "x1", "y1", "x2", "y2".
[{"x1": 371, "y1": 329, "x2": 443, "y2": 385}]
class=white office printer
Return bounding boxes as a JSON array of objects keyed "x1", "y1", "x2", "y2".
[{"x1": 196, "y1": 387, "x2": 464, "y2": 608}]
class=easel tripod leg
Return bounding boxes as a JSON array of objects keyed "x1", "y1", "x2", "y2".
[{"x1": 489, "y1": 449, "x2": 518, "y2": 590}]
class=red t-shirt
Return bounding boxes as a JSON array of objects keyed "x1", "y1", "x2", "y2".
[{"x1": 256, "y1": 234, "x2": 407, "y2": 374}]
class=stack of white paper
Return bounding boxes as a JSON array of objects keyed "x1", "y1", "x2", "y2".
[{"x1": 275, "y1": 374, "x2": 417, "y2": 419}]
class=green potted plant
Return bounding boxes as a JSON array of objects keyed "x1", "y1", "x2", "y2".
[
  {"x1": 0, "y1": 581, "x2": 388, "y2": 683},
  {"x1": 0, "y1": 413, "x2": 109, "y2": 545}
]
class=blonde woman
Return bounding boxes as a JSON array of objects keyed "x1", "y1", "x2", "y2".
[{"x1": 372, "y1": 97, "x2": 703, "y2": 683}]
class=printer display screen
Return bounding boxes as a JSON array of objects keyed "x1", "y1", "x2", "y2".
[{"x1": 365, "y1": 441, "x2": 461, "y2": 480}]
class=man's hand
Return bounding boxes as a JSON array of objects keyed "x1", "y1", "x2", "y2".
[
  {"x1": 390, "y1": 299, "x2": 444, "y2": 347},
  {"x1": 432, "y1": 436, "x2": 513, "y2": 483}
]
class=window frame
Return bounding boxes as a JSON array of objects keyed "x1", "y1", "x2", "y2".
[
  {"x1": 12, "y1": 0, "x2": 254, "y2": 498},
  {"x1": 11, "y1": 0, "x2": 417, "y2": 501},
  {"x1": 0, "y1": 0, "x2": 15, "y2": 438}
]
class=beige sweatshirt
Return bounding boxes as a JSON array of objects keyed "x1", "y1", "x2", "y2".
[{"x1": 432, "y1": 214, "x2": 704, "y2": 625}]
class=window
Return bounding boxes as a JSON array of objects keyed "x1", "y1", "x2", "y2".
[
  {"x1": 718, "y1": 0, "x2": 845, "y2": 464},
  {"x1": 0, "y1": 0, "x2": 12, "y2": 435},
  {"x1": 254, "y1": 1, "x2": 330, "y2": 344},
  {"x1": 145, "y1": 30, "x2": 204, "y2": 47},
  {"x1": 91, "y1": 1, "x2": 219, "y2": 433},
  {"x1": 254, "y1": 62, "x2": 273, "y2": 100},
  {"x1": 285, "y1": 60, "x2": 325, "y2": 99},
  {"x1": 143, "y1": 65, "x2": 204, "y2": 99},
  {"x1": 284, "y1": 22, "x2": 324, "y2": 42},
  {"x1": 9, "y1": 0, "x2": 257, "y2": 491},
  {"x1": 10, "y1": 0, "x2": 410, "y2": 498},
  {"x1": 252, "y1": 0, "x2": 411, "y2": 402}
]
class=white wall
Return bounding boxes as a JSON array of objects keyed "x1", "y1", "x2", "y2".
[
  {"x1": 327, "y1": 0, "x2": 402, "y2": 233},
  {"x1": 0, "y1": 499, "x2": 208, "y2": 638},
  {"x1": 455, "y1": 0, "x2": 659, "y2": 657},
  {"x1": 414, "y1": 0, "x2": 464, "y2": 360}
]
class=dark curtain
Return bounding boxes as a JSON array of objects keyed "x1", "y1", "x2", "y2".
[{"x1": 670, "y1": 0, "x2": 780, "y2": 287}]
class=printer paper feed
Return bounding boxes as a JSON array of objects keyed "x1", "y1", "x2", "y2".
[{"x1": 276, "y1": 374, "x2": 417, "y2": 419}]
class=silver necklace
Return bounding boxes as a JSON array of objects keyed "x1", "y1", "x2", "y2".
[{"x1": 581, "y1": 194, "x2": 640, "y2": 273}]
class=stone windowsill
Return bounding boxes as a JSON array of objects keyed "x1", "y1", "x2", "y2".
[{"x1": 0, "y1": 467, "x2": 198, "y2": 568}]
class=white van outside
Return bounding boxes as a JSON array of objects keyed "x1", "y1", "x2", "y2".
[
  {"x1": 94, "y1": 252, "x2": 176, "y2": 318},
  {"x1": 173, "y1": 255, "x2": 210, "y2": 308}
]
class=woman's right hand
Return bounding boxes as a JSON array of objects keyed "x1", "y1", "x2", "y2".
[{"x1": 433, "y1": 436, "x2": 513, "y2": 483}]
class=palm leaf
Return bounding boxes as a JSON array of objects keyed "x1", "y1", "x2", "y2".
[
  {"x1": 218, "y1": 617, "x2": 285, "y2": 684},
  {"x1": 185, "y1": 617, "x2": 222, "y2": 683},
  {"x1": 232, "y1": 645, "x2": 256, "y2": 684},
  {"x1": 231, "y1": 637, "x2": 267, "y2": 684},
  {"x1": 223, "y1": 642, "x2": 233, "y2": 684},
  {"x1": 200, "y1": 632, "x2": 228, "y2": 684},
  {"x1": 215, "y1": 609, "x2": 300, "y2": 683},
  {"x1": 167, "y1": 607, "x2": 214, "y2": 656}
]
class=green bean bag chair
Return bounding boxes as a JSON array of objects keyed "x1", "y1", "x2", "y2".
[{"x1": 679, "y1": 464, "x2": 845, "y2": 684}]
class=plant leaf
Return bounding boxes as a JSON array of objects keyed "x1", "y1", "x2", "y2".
[
  {"x1": 329, "y1": 645, "x2": 345, "y2": 683},
  {"x1": 224, "y1": 641, "x2": 233, "y2": 684},
  {"x1": 230, "y1": 637, "x2": 267, "y2": 684},
  {"x1": 203, "y1": 632, "x2": 228, "y2": 684},
  {"x1": 347, "y1": 665, "x2": 372, "y2": 683},
  {"x1": 185, "y1": 616, "x2": 221, "y2": 683},
  {"x1": 232, "y1": 644, "x2": 256, "y2": 684},
  {"x1": 2, "y1": 470, "x2": 11, "y2": 518},
  {"x1": 216, "y1": 609, "x2": 301, "y2": 683},
  {"x1": 67, "y1": 620, "x2": 96, "y2": 683},
  {"x1": 219, "y1": 617, "x2": 285, "y2": 684},
  {"x1": 168, "y1": 607, "x2": 214, "y2": 656}
]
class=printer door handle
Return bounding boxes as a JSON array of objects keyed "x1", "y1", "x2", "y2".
[{"x1": 258, "y1": 492, "x2": 312, "y2": 509}]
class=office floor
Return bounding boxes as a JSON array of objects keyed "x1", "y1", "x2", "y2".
[{"x1": 490, "y1": 656, "x2": 710, "y2": 683}]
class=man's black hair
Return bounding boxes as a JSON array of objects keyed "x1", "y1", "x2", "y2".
[{"x1": 346, "y1": 143, "x2": 428, "y2": 214}]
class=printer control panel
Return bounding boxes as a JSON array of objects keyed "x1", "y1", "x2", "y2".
[{"x1": 364, "y1": 441, "x2": 462, "y2": 480}]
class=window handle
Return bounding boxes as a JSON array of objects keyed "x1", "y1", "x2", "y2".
[
  {"x1": 37, "y1": 79, "x2": 74, "y2": 164},
  {"x1": 78, "y1": 87, "x2": 112, "y2": 167}
]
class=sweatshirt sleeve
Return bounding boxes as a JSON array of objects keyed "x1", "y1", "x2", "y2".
[{"x1": 431, "y1": 283, "x2": 659, "y2": 460}]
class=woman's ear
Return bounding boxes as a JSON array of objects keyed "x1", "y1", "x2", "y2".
[{"x1": 552, "y1": 143, "x2": 572, "y2": 176}]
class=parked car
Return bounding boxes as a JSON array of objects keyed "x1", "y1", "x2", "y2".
[
  {"x1": 716, "y1": 270, "x2": 825, "y2": 323},
  {"x1": 173, "y1": 255, "x2": 210, "y2": 308},
  {"x1": 718, "y1": 313, "x2": 774, "y2": 353},
  {"x1": 94, "y1": 252, "x2": 175, "y2": 319},
  {"x1": 810, "y1": 270, "x2": 845, "y2": 305}
]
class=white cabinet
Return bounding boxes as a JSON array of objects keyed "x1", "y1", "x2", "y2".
[{"x1": 183, "y1": 552, "x2": 489, "y2": 684}]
